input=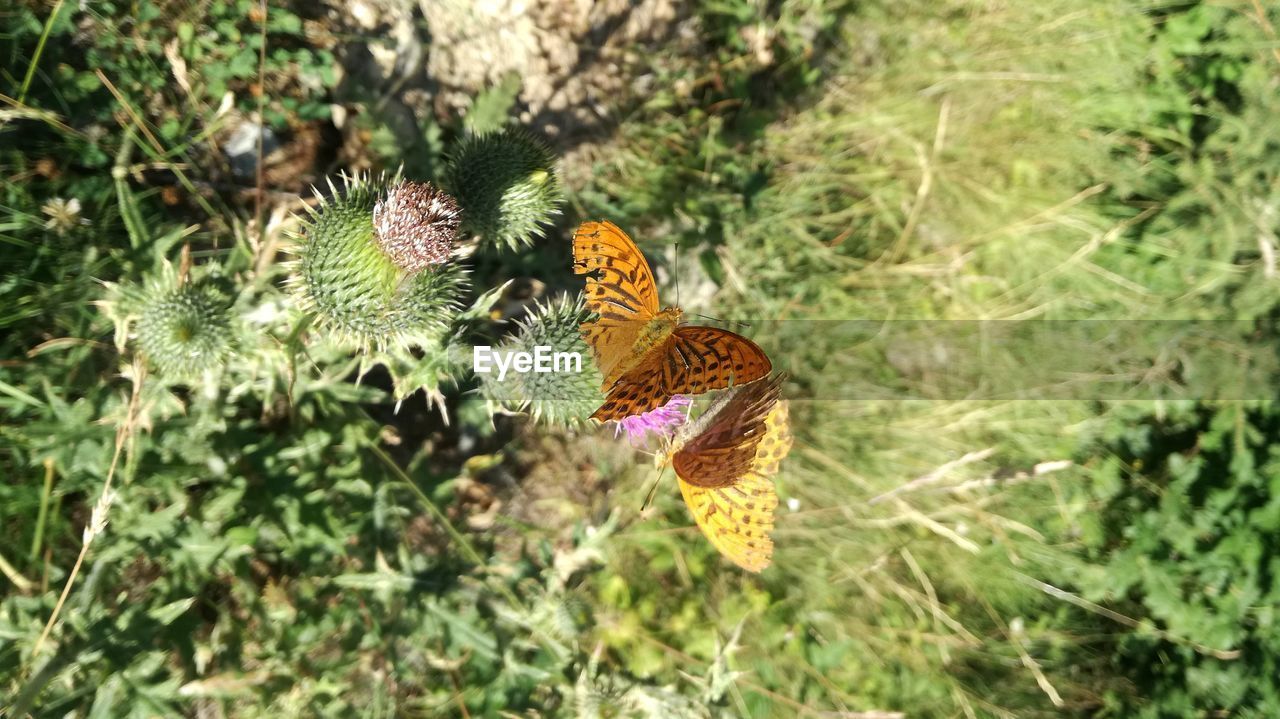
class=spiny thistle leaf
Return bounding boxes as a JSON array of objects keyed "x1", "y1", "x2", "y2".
[
  {"x1": 445, "y1": 128, "x2": 564, "y2": 252},
  {"x1": 291, "y1": 173, "x2": 469, "y2": 350},
  {"x1": 479, "y1": 294, "x2": 605, "y2": 427},
  {"x1": 136, "y1": 281, "x2": 234, "y2": 379},
  {"x1": 369, "y1": 333, "x2": 474, "y2": 409}
]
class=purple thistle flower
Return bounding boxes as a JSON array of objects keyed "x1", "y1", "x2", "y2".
[{"x1": 614, "y1": 395, "x2": 692, "y2": 447}]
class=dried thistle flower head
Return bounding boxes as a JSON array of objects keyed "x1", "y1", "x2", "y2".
[
  {"x1": 291, "y1": 173, "x2": 469, "y2": 350},
  {"x1": 372, "y1": 181, "x2": 462, "y2": 272}
]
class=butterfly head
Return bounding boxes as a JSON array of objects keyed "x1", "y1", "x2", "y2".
[
  {"x1": 658, "y1": 416, "x2": 698, "y2": 466},
  {"x1": 658, "y1": 307, "x2": 683, "y2": 323}
]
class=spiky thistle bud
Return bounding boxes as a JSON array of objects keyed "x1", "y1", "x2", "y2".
[
  {"x1": 292, "y1": 173, "x2": 469, "y2": 349},
  {"x1": 372, "y1": 180, "x2": 461, "y2": 272},
  {"x1": 136, "y1": 281, "x2": 234, "y2": 379},
  {"x1": 444, "y1": 128, "x2": 563, "y2": 252},
  {"x1": 480, "y1": 294, "x2": 604, "y2": 427}
]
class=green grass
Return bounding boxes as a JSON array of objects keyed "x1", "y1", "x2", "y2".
[
  {"x1": 571, "y1": 0, "x2": 1280, "y2": 715},
  {"x1": 3, "y1": 0, "x2": 1280, "y2": 716}
]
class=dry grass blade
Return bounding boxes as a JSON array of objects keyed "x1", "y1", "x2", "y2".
[
  {"x1": 869, "y1": 447, "x2": 996, "y2": 505},
  {"x1": 1015, "y1": 573, "x2": 1243, "y2": 661},
  {"x1": 30, "y1": 359, "x2": 146, "y2": 660}
]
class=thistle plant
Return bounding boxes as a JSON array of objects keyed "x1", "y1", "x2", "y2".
[
  {"x1": 479, "y1": 294, "x2": 605, "y2": 427},
  {"x1": 291, "y1": 173, "x2": 469, "y2": 350},
  {"x1": 134, "y1": 281, "x2": 234, "y2": 379},
  {"x1": 444, "y1": 128, "x2": 564, "y2": 251}
]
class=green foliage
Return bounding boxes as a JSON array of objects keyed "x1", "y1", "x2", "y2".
[
  {"x1": 576, "y1": 0, "x2": 846, "y2": 242},
  {"x1": 444, "y1": 128, "x2": 564, "y2": 252},
  {"x1": 1066, "y1": 401, "x2": 1280, "y2": 717},
  {"x1": 1096, "y1": 1, "x2": 1278, "y2": 320},
  {"x1": 465, "y1": 73, "x2": 523, "y2": 136},
  {"x1": 0, "y1": 1, "x2": 333, "y2": 134}
]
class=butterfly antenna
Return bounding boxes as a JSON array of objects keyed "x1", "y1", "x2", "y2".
[
  {"x1": 674, "y1": 241, "x2": 681, "y2": 308},
  {"x1": 691, "y1": 312, "x2": 751, "y2": 330}
]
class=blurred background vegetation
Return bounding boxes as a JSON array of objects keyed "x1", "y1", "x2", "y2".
[{"x1": 3, "y1": 0, "x2": 1280, "y2": 716}]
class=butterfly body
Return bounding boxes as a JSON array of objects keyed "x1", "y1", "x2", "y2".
[
  {"x1": 614, "y1": 307, "x2": 682, "y2": 379},
  {"x1": 573, "y1": 220, "x2": 771, "y2": 422}
]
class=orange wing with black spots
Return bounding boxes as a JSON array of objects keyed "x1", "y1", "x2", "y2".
[
  {"x1": 672, "y1": 375, "x2": 782, "y2": 487},
  {"x1": 572, "y1": 221, "x2": 657, "y2": 386},
  {"x1": 589, "y1": 326, "x2": 772, "y2": 422},
  {"x1": 673, "y1": 377, "x2": 793, "y2": 572},
  {"x1": 572, "y1": 220, "x2": 772, "y2": 423}
]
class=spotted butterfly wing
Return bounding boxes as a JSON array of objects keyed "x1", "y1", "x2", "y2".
[
  {"x1": 589, "y1": 325, "x2": 772, "y2": 422},
  {"x1": 672, "y1": 374, "x2": 783, "y2": 487},
  {"x1": 673, "y1": 376, "x2": 793, "y2": 572},
  {"x1": 572, "y1": 220, "x2": 772, "y2": 423},
  {"x1": 572, "y1": 221, "x2": 658, "y2": 386}
]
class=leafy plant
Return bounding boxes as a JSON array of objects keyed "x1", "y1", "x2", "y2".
[
  {"x1": 4, "y1": 0, "x2": 1280, "y2": 717},
  {"x1": 1066, "y1": 401, "x2": 1280, "y2": 717}
]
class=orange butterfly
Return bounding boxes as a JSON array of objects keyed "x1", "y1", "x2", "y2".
[
  {"x1": 665, "y1": 374, "x2": 792, "y2": 572},
  {"x1": 572, "y1": 220, "x2": 771, "y2": 422}
]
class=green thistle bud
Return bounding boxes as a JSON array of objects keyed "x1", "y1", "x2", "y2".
[
  {"x1": 480, "y1": 294, "x2": 604, "y2": 427},
  {"x1": 136, "y1": 281, "x2": 233, "y2": 379},
  {"x1": 445, "y1": 128, "x2": 564, "y2": 252},
  {"x1": 291, "y1": 173, "x2": 469, "y2": 349}
]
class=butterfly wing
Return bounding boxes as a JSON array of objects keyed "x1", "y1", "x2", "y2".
[
  {"x1": 572, "y1": 221, "x2": 659, "y2": 386},
  {"x1": 672, "y1": 375, "x2": 782, "y2": 486},
  {"x1": 676, "y1": 393, "x2": 793, "y2": 572},
  {"x1": 590, "y1": 326, "x2": 772, "y2": 422}
]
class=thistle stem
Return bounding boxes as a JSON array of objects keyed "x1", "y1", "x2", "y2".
[{"x1": 30, "y1": 458, "x2": 55, "y2": 562}]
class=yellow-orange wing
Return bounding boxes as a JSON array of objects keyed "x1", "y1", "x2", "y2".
[
  {"x1": 590, "y1": 326, "x2": 771, "y2": 422},
  {"x1": 572, "y1": 221, "x2": 659, "y2": 386},
  {"x1": 674, "y1": 378, "x2": 793, "y2": 572}
]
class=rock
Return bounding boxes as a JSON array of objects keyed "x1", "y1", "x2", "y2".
[
  {"x1": 422, "y1": 0, "x2": 684, "y2": 141},
  {"x1": 222, "y1": 121, "x2": 281, "y2": 179}
]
